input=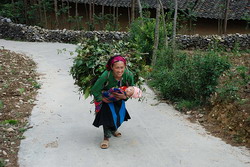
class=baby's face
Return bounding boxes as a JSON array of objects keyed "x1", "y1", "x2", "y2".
[{"x1": 125, "y1": 87, "x2": 134, "y2": 97}]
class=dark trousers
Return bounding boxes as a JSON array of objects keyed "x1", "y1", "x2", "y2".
[{"x1": 103, "y1": 126, "x2": 116, "y2": 138}]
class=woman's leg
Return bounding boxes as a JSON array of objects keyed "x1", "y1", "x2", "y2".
[
  {"x1": 100, "y1": 126, "x2": 110, "y2": 149},
  {"x1": 103, "y1": 126, "x2": 113, "y2": 139},
  {"x1": 101, "y1": 126, "x2": 115, "y2": 149}
]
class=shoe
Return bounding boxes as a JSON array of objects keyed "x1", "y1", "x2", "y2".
[
  {"x1": 100, "y1": 139, "x2": 109, "y2": 149},
  {"x1": 112, "y1": 131, "x2": 122, "y2": 137}
]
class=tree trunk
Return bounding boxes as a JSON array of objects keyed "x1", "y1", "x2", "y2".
[
  {"x1": 116, "y1": 6, "x2": 119, "y2": 30},
  {"x1": 137, "y1": 0, "x2": 142, "y2": 18},
  {"x1": 54, "y1": 0, "x2": 58, "y2": 28},
  {"x1": 23, "y1": 0, "x2": 28, "y2": 24},
  {"x1": 218, "y1": 19, "x2": 223, "y2": 35},
  {"x1": 157, "y1": 0, "x2": 168, "y2": 47},
  {"x1": 37, "y1": 0, "x2": 43, "y2": 26},
  {"x1": 152, "y1": 3, "x2": 160, "y2": 66},
  {"x1": 89, "y1": 0, "x2": 92, "y2": 25},
  {"x1": 61, "y1": 0, "x2": 65, "y2": 28},
  {"x1": 84, "y1": 3, "x2": 88, "y2": 19},
  {"x1": 75, "y1": 1, "x2": 79, "y2": 29},
  {"x1": 75, "y1": 1, "x2": 78, "y2": 17},
  {"x1": 131, "y1": 0, "x2": 135, "y2": 22},
  {"x1": 92, "y1": 1, "x2": 95, "y2": 30},
  {"x1": 128, "y1": 7, "x2": 131, "y2": 25},
  {"x1": 173, "y1": 0, "x2": 178, "y2": 48},
  {"x1": 113, "y1": 5, "x2": 116, "y2": 27},
  {"x1": 67, "y1": 0, "x2": 70, "y2": 17},
  {"x1": 223, "y1": 0, "x2": 230, "y2": 34},
  {"x1": 11, "y1": 0, "x2": 17, "y2": 23},
  {"x1": 102, "y1": 5, "x2": 104, "y2": 29},
  {"x1": 43, "y1": 0, "x2": 48, "y2": 28}
]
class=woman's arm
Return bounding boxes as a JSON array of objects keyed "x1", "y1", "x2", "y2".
[
  {"x1": 91, "y1": 71, "x2": 109, "y2": 102},
  {"x1": 112, "y1": 92, "x2": 127, "y2": 100}
]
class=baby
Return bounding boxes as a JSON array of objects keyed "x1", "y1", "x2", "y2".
[{"x1": 94, "y1": 86, "x2": 142, "y2": 112}]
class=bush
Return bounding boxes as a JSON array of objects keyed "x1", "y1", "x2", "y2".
[
  {"x1": 149, "y1": 48, "x2": 231, "y2": 106},
  {"x1": 70, "y1": 37, "x2": 145, "y2": 98},
  {"x1": 128, "y1": 17, "x2": 172, "y2": 64}
]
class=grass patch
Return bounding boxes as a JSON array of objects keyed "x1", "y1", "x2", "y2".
[{"x1": 0, "y1": 120, "x2": 18, "y2": 125}]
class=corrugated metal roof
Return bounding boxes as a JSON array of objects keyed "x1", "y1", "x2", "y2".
[{"x1": 62, "y1": 0, "x2": 250, "y2": 20}]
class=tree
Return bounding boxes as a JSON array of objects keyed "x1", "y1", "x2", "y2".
[
  {"x1": 172, "y1": 0, "x2": 178, "y2": 48},
  {"x1": 42, "y1": 0, "x2": 48, "y2": 28},
  {"x1": 223, "y1": 0, "x2": 230, "y2": 34},
  {"x1": 137, "y1": 0, "x2": 142, "y2": 18},
  {"x1": 152, "y1": 3, "x2": 160, "y2": 66},
  {"x1": 54, "y1": 0, "x2": 58, "y2": 28},
  {"x1": 157, "y1": 0, "x2": 168, "y2": 47},
  {"x1": 24, "y1": 0, "x2": 28, "y2": 24},
  {"x1": 131, "y1": 0, "x2": 135, "y2": 22},
  {"x1": 37, "y1": 0, "x2": 43, "y2": 26}
]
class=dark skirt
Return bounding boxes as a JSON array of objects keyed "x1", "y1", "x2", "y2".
[{"x1": 93, "y1": 100, "x2": 131, "y2": 129}]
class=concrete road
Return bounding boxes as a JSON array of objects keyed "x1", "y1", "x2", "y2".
[{"x1": 0, "y1": 39, "x2": 249, "y2": 167}]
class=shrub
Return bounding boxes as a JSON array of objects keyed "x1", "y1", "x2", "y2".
[
  {"x1": 149, "y1": 48, "x2": 231, "y2": 106},
  {"x1": 128, "y1": 17, "x2": 172, "y2": 64}
]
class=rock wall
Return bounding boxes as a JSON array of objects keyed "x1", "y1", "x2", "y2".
[
  {"x1": 0, "y1": 17, "x2": 249, "y2": 50},
  {"x1": 176, "y1": 34, "x2": 250, "y2": 50}
]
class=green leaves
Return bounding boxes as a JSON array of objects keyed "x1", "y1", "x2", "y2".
[
  {"x1": 1, "y1": 119, "x2": 18, "y2": 125},
  {"x1": 149, "y1": 48, "x2": 231, "y2": 107},
  {"x1": 70, "y1": 37, "x2": 145, "y2": 98}
]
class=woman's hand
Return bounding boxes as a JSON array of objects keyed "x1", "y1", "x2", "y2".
[
  {"x1": 102, "y1": 97, "x2": 111, "y2": 103},
  {"x1": 112, "y1": 92, "x2": 127, "y2": 100}
]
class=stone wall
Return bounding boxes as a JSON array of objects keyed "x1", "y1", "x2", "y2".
[
  {"x1": 0, "y1": 17, "x2": 249, "y2": 50},
  {"x1": 176, "y1": 34, "x2": 250, "y2": 50}
]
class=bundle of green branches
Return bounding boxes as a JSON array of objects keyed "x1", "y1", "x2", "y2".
[{"x1": 70, "y1": 36, "x2": 145, "y2": 98}]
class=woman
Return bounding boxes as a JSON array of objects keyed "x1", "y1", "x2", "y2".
[{"x1": 91, "y1": 55, "x2": 134, "y2": 149}]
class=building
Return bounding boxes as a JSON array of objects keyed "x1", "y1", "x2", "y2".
[{"x1": 51, "y1": 0, "x2": 250, "y2": 35}]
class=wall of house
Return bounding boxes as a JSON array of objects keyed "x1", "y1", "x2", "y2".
[
  {"x1": 48, "y1": 3, "x2": 249, "y2": 35},
  {"x1": 190, "y1": 18, "x2": 249, "y2": 35},
  {"x1": 47, "y1": 3, "x2": 133, "y2": 31}
]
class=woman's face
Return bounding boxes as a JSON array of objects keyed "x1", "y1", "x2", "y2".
[{"x1": 112, "y1": 61, "x2": 125, "y2": 79}]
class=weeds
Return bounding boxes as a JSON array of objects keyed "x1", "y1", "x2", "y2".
[
  {"x1": 215, "y1": 64, "x2": 250, "y2": 103},
  {"x1": 17, "y1": 88, "x2": 25, "y2": 94},
  {"x1": 27, "y1": 78, "x2": 41, "y2": 89},
  {"x1": 0, "y1": 120, "x2": 18, "y2": 125},
  {"x1": 0, "y1": 158, "x2": 6, "y2": 167},
  {"x1": 0, "y1": 100, "x2": 3, "y2": 110}
]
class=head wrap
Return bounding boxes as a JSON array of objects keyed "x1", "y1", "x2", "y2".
[
  {"x1": 131, "y1": 87, "x2": 142, "y2": 98},
  {"x1": 106, "y1": 55, "x2": 126, "y2": 71}
]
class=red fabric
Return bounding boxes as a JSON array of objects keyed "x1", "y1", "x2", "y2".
[
  {"x1": 106, "y1": 56, "x2": 126, "y2": 71},
  {"x1": 120, "y1": 86, "x2": 128, "y2": 92}
]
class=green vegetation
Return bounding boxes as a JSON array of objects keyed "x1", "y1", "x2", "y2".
[
  {"x1": 215, "y1": 61, "x2": 250, "y2": 104},
  {"x1": 0, "y1": 119, "x2": 18, "y2": 125},
  {"x1": 17, "y1": 88, "x2": 25, "y2": 94},
  {"x1": 148, "y1": 48, "x2": 231, "y2": 109},
  {"x1": 0, "y1": 158, "x2": 6, "y2": 167},
  {"x1": 0, "y1": 100, "x2": 3, "y2": 110},
  {"x1": 0, "y1": 0, "x2": 53, "y2": 27},
  {"x1": 28, "y1": 78, "x2": 41, "y2": 89},
  {"x1": 128, "y1": 15, "x2": 173, "y2": 64},
  {"x1": 70, "y1": 36, "x2": 145, "y2": 98}
]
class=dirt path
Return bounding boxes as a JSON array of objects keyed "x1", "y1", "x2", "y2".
[{"x1": 0, "y1": 39, "x2": 249, "y2": 167}]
